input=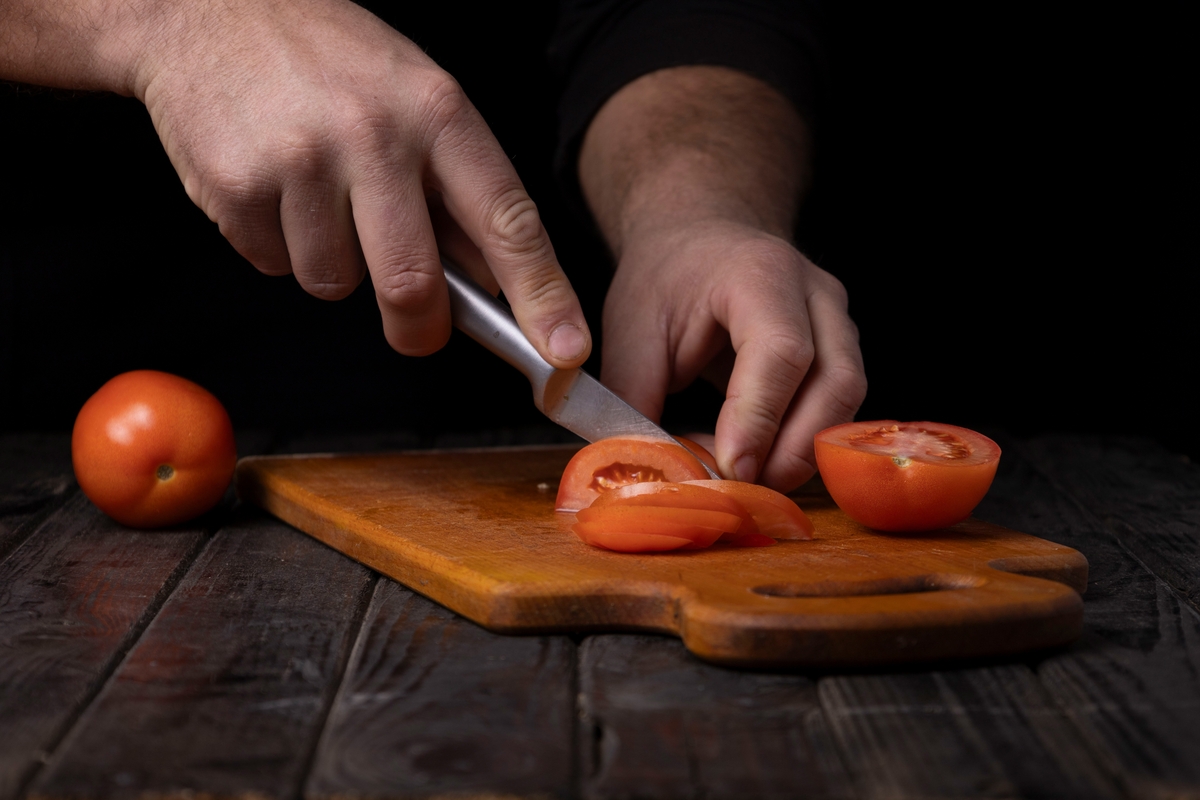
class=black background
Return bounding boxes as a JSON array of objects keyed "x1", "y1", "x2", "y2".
[{"x1": 1, "y1": 4, "x2": 1194, "y2": 457}]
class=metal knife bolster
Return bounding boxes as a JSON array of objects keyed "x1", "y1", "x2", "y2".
[{"x1": 442, "y1": 259, "x2": 719, "y2": 478}]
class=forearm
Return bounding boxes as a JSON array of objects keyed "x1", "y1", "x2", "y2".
[
  {"x1": 578, "y1": 65, "x2": 810, "y2": 256},
  {"x1": 0, "y1": 0, "x2": 156, "y2": 94}
]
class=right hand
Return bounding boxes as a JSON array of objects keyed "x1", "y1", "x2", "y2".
[{"x1": 130, "y1": 0, "x2": 590, "y2": 364}]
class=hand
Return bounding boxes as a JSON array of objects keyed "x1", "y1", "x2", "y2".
[
  {"x1": 1, "y1": 0, "x2": 590, "y2": 365},
  {"x1": 601, "y1": 218, "x2": 865, "y2": 491},
  {"x1": 578, "y1": 66, "x2": 866, "y2": 491}
]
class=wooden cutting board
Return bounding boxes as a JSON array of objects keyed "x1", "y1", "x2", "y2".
[{"x1": 235, "y1": 445, "x2": 1086, "y2": 668}]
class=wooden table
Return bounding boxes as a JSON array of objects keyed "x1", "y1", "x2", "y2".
[{"x1": 2, "y1": 430, "x2": 1198, "y2": 799}]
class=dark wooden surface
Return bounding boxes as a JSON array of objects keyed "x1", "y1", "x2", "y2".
[{"x1": 2, "y1": 430, "x2": 1199, "y2": 800}]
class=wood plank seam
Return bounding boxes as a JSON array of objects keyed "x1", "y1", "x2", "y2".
[
  {"x1": 10, "y1": 526, "x2": 216, "y2": 800},
  {"x1": 1008, "y1": 439, "x2": 1200, "y2": 798},
  {"x1": 295, "y1": 573, "x2": 381, "y2": 798},
  {"x1": 0, "y1": 485, "x2": 76, "y2": 570},
  {"x1": 1014, "y1": 438, "x2": 1200, "y2": 621},
  {"x1": 569, "y1": 634, "x2": 583, "y2": 800}
]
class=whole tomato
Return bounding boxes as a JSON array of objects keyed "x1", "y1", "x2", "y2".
[{"x1": 72, "y1": 370, "x2": 237, "y2": 528}]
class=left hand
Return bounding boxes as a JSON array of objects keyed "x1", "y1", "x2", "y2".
[{"x1": 600, "y1": 216, "x2": 866, "y2": 492}]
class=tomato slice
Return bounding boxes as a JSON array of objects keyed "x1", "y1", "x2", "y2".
[
  {"x1": 576, "y1": 481, "x2": 777, "y2": 548},
  {"x1": 590, "y1": 482, "x2": 756, "y2": 531},
  {"x1": 814, "y1": 420, "x2": 1001, "y2": 532},
  {"x1": 681, "y1": 480, "x2": 814, "y2": 540},
  {"x1": 675, "y1": 436, "x2": 719, "y2": 474},
  {"x1": 571, "y1": 525, "x2": 697, "y2": 553},
  {"x1": 555, "y1": 436, "x2": 711, "y2": 512},
  {"x1": 577, "y1": 505, "x2": 744, "y2": 533}
]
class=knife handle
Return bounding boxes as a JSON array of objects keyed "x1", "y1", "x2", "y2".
[{"x1": 442, "y1": 259, "x2": 556, "y2": 387}]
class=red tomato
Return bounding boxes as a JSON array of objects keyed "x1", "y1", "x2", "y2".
[
  {"x1": 571, "y1": 526, "x2": 700, "y2": 553},
  {"x1": 675, "y1": 436, "x2": 719, "y2": 474},
  {"x1": 591, "y1": 481, "x2": 773, "y2": 548},
  {"x1": 814, "y1": 421, "x2": 1000, "y2": 532},
  {"x1": 576, "y1": 506, "x2": 740, "y2": 552},
  {"x1": 555, "y1": 436, "x2": 711, "y2": 512},
  {"x1": 681, "y1": 480, "x2": 814, "y2": 540},
  {"x1": 72, "y1": 370, "x2": 237, "y2": 528}
]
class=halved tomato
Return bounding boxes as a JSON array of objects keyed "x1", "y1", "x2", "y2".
[
  {"x1": 681, "y1": 480, "x2": 814, "y2": 540},
  {"x1": 814, "y1": 421, "x2": 1000, "y2": 532},
  {"x1": 555, "y1": 436, "x2": 711, "y2": 512}
]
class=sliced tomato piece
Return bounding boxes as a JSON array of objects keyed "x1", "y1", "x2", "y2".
[
  {"x1": 675, "y1": 436, "x2": 719, "y2": 474},
  {"x1": 591, "y1": 482, "x2": 754, "y2": 528},
  {"x1": 682, "y1": 480, "x2": 814, "y2": 540},
  {"x1": 578, "y1": 504, "x2": 744, "y2": 533},
  {"x1": 571, "y1": 525, "x2": 696, "y2": 553},
  {"x1": 590, "y1": 480, "x2": 765, "y2": 545},
  {"x1": 814, "y1": 420, "x2": 1001, "y2": 532},
  {"x1": 556, "y1": 436, "x2": 711, "y2": 512}
]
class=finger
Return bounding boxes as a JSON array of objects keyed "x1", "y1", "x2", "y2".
[
  {"x1": 350, "y1": 166, "x2": 451, "y2": 357},
  {"x1": 425, "y1": 90, "x2": 591, "y2": 368},
  {"x1": 278, "y1": 160, "x2": 367, "y2": 300},
  {"x1": 202, "y1": 172, "x2": 293, "y2": 278},
  {"x1": 759, "y1": 280, "x2": 867, "y2": 491},
  {"x1": 712, "y1": 262, "x2": 814, "y2": 483},
  {"x1": 599, "y1": 296, "x2": 672, "y2": 423},
  {"x1": 428, "y1": 194, "x2": 496, "y2": 295}
]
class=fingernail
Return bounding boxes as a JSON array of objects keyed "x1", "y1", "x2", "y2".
[
  {"x1": 548, "y1": 323, "x2": 586, "y2": 361},
  {"x1": 734, "y1": 454, "x2": 758, "y2": 483}
]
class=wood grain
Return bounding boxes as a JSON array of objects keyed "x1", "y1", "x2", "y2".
[
  {"x1": 977, "y1": 437, "x2": 1200, "y2": 799},
  {"x1": 578, "y1": 634, "x2": 854, "y2": 800},
  {"x1": 306, "y1": 579, "x2": 576, "y2": 799},
  {"x1": 0, "y1": 493, "x2": 207, "y2": 800},
  {"x1": 236, "y1": 446, "x2": 1087, "y2": 667},
  {"x1": 0, "y1": 433, "x2": 74, "y2": 565},
  {"x1": 1020, "y1": 435, "x2": 1200, "y2": 614},
  {"x1": 30, "y1": 511, "x2": 373, "y2": 800},
  {"x1": 819, "y1": 667, "x2": 1118, "y2": 799}
]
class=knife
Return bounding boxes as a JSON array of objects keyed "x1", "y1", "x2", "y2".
[{"x1": 442, "y1": 258, "x2": 720, "y2": 480}]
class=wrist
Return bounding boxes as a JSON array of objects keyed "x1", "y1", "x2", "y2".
[
  {"x1": 578, "y1": 65, "x2": 808, "y2": 259},
  {"x1": 0, "y1": 0, "x2": 171, "y2": 95}
]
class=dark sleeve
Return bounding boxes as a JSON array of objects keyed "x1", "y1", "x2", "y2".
[{"x1": 547, "y1": 0, "x2": 824, "y2": 215}]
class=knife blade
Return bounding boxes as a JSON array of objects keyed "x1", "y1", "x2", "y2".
[{"x1": 442, "y1": 258, "x2": 720, "y2": 479}]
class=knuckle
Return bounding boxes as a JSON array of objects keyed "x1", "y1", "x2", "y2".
[
  {"x1": 375, "y1": 261, "x2": 442, "y2": 312},
  {"x1": 484, "y1": 190, "x2": 547, "y2": 255},
  {"x1": 418, "y1": 72, "x2": 471, "y2": 141},
  {"x1": 300, "y1": 274, "x2": 362, "y2": 301},
  {"x1": 818, "y1": 272, "x2": 850, "y2": 307},
  {"x1": 822, "y1": 362, "x2": 869, "y2": 420},
  {"x1": 757, "y1": 330, "x2": 816, "y2": 377}
]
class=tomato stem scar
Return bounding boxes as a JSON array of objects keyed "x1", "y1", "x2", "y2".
[{"x1": 156, "y1": 464, "x2": 175, "y2": 481}]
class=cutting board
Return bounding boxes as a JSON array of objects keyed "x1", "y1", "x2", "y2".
[{"x1": 235, "y1": 445, "x2": 1086, "y2": 668}]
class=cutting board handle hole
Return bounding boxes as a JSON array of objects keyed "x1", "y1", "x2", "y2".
[{"x1": 752, "y1": 573, "x2": 985, "y2": 598}]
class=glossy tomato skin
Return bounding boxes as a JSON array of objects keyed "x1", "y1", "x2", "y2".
[
  {"x1": 72, "y1": 370, "x2": 237, "y2": 528},
  {"x1": 555, "y1": 436, "x2": 711, "y2": 512},
  {"x1": 681, "y1": 480, "x2": 814, "y2": 540},
  {"x1": 814, "y1": 421, "x2": 1000, "y2": 532}
]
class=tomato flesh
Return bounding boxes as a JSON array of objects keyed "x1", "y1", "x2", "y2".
[
  {"x1": 556, "y1": 436, "x2": 710, "y2": 512},
  {"x1": 814, "y1": 421, "x2": 1000, "y2": 532}
]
